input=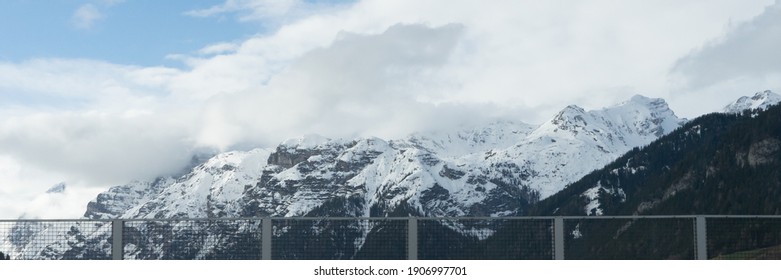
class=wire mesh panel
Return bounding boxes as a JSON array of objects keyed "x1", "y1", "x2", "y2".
[
  {"x1": 272, "y1": 218, "x2": 407, "y2": 260},
  {"x1": 707, "y1": 217, "x2": 781, "y2": 259},
  {"x1": 563, "y1": 217, "x2": 695, "y2": 260},
  {"x1": 418, "y1": 218, "x2": 554, "y2": 260},
  {"x1": 0, "y1": 220, "x2": 111, "y2": 260},
  {"x1": 122, "y1": 219, "x2": 261, "y2": 260},
  {"x1": 9, "y1": 216, "x2": 781, "y2": 260}
]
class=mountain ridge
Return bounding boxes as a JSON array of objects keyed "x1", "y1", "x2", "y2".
[
  {"x1": 723, "y1": 90, "x2": 780, "y2": 113},
  {"x1": 4, "y1": 91, "x2": 777, "y2": 259}
]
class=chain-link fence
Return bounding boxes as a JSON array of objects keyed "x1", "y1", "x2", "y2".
[
  {"x1": 272, "y1": 218, "x2": 407, "y2": 260},
  {"x1": 0, "y1": 220, "x2": 111, "y2": 260},
  {"x1": 3, "y1": 216, "x2": 781, "y2": 260},
  {"x1": 706, "y1": 217, "x2": 781, "y2": 259},
  {"x1": 417, "y1": 218, "x2": 553, "y2": 260},
  {"x1": 563, "y1": 217, "x2": 695, "y2": 259},
  {"x1": 123, "y1": 219, "x2": 262, "y2": 260}
]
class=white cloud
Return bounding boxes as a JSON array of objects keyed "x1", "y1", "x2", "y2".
[
  {"x1": 197, "y1": 42, "x2": 240, "y2": 55},
  {"x1": 0, "y1": 59, "x2": 179, "y2": 111},
  {"x1": 0, "y1": 156, "x2": 105, "y2": 219},
  {"x1": 0, "y1": 111, "x2": 196, "y2": 184},
  {"x1": 70, "y1": 1, "x2": 125, "y2": 30},
  {"x1": 184, "y1": 0, "x2": 355, "y2": 29},
  {"x1": 672, "y1": 3, "x2": 781, "y2": 83},
  {"x1": 194, "y1": 23, "x2": 468, "y2": 147},
  {"x1": 101, "y1": 0, "x2": 125, "y2": 6},
  {"x1": 667, "y1": 2, "x2": 781, "y2": 117},
  {"x1": 72, "y1": 4, "x2": 105, "y2": 30},
  {"x1": 14, "y1": 185, "x2": 105, "y2": 219},
  {"x1": 257, "y1": 0, "x2": 773, "y2": 120},
  {"x1": 186, "y1": 0, "x2": 303, "y2": 21}
]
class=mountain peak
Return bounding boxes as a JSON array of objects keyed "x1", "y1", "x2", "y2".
[
  {"x1": 45, "y1": 182, "x2": 67, "y2": 194},
  {"x1": 619, "y1": 94, "x2": 670, "y2": 111},
  {"x1": 547, "y1": 105, "x2": 588, "y2": 131},
  {"x1": 628, "y1": 94, "x2": 655, "y2": 103},
  {"x1": 280, "y1": 134, "x2": 331, "y2": 150},
  {"x1": 552, "y1": 105, "x2": 586, "y2": 120},
  {"x1": 563, "y1": 104, "x2": 586, "y2": 111},
  {"x1": 723, "y1": 90, "x2": 781, "y2": 113}
]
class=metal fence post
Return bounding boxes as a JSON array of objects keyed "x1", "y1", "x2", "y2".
[
  {"x1": 112, "y1": 220, "x2": 124, "y2": 260},
  {"x1": 554, "y1": 217, "x2": 565, "y2": 260},
  {"x1": 262, "y1": 217, "x2": 272, "y2": 260},
  {"x1": 408, "y1": 217, "x2": 418, "y2": 260},
  {"x1": 696, "y1": 216, "x2": 708, "y2": 260}
]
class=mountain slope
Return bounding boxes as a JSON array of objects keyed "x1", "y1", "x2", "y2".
[
  {"x1": 532, "y1": 105, "x2": 781, "y2": 217},
  {"x1": 492, "y1": 95, "x2": 684, "y2": 198},
  {"x1": 519, "y1": 103, "x2": 781, "y2": 259}
]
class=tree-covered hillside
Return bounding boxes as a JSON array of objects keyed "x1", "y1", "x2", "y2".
[
  {"x1": 511, "y1": 103, "x2": 781, "y2": 259},
  {"x1": 532, "y1": 104, "x2": 781, "y2": 216}
]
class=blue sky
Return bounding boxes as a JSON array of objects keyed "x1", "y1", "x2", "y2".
[
  {"x1": 2, "y1": 0, "x2": 781, "y2": 218},
  {"x1": 0, "y1": 0, "x2": 261, "y2": 66}
]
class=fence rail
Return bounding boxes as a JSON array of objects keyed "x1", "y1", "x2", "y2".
[{"x1": 2, "y1": 215, "x2": 781, "y2": 260}]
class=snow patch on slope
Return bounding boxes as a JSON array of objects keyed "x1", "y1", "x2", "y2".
[{"x1": 582, "y1": 181, "x2": 627, "y2": 216}]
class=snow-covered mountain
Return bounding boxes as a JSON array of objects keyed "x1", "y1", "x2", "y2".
[
  {"x1": 492, "y1": 95, "x2": 684, "y2": 198},
  {"x1": 2, "y1": 94, "x2": 687, "y2": 259},
  {"x1": 723, "y1": 90, "x2": 781, "y2": 113}
]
